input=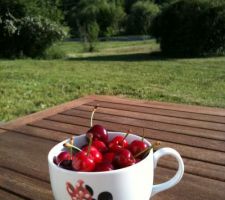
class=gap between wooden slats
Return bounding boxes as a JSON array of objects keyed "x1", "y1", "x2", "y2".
[
  {"x1": 61, "y1": 109, "x2": 225, "y2": 138},
  {"x1": 43, "y1": 116, "x2": 225, "y2": 166},
  {"x1": 87, "y1": 101, "x2": 225, "y2": 124},
  {"x1": 0, "y1": 167, "x2": 53, "y2": 200},
  {"x1": 0, "y1": 131, "x2": 57, "y2": 183},
  {"x1": 79, "y1": 104, "x2": 225, "y2": 130},
  {"x1": 60, "y1": 109, "x2": 225, "y2": 141},
  {"x1": 0, "y1": 188, "x2": 27, "y2": 200},
  {"x1": 1, "y1": 165, "x2": 224, "y2": 200},
  {"x1": 46, "y1": 113, "x2": 225, "y2": 151},
  {"x1": 25, "y1": 119, "x2": 225, "y2": 182},
  {"x1": 152, "y1": 167, "x2": 225, "y2": 200},
  {"x1": 88, "y1": 95, "x2": 225, "y2": 116}
]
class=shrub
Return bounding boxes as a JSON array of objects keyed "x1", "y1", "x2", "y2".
[
  {"x1": 97, "y1": 3, "x2": 125, "y2": 37},
  {"x1": 79, "y1": 21, "x2": 100, "y2": 52},
  {"x1": 152, "y1": 0, "x2": 225, "y2": 57},
  {"x1": 126, "y1": 1, "x2": 160, "y2": 35},
  {"x1": 43, "y1": 43, "x2": 67, "y2": 59},
  {"x1": 0, "y1": 0, "x2": 66, "y2": 58},
  {"x1": 18, "y1": 16, "x2": 67, "y2": 57},
  {"x1": 0, "y1": 15, "x2": 67, "y2": 58}
]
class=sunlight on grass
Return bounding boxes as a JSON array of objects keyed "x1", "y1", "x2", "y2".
[{"x1": 0, "y1": 40, "x2": 225, "y2": 122}]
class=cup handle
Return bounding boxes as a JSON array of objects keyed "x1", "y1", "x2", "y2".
[{"x1": 151, "y1": 147, "x2": 184, "y2": 197}]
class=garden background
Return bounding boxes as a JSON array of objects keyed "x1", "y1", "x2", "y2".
[{"x1": 0, "y1": 0, "x2": 225, "y2": 122}]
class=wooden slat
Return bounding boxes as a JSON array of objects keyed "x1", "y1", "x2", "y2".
[
  {"x1": 0, "y1": 129, "x2": 6, "y2": 134},
  {"x1": 88, "y1": 95, "x2": 225, "y2": 116},
  {"x1": 87, "y1": 101, "x2": 225, "y2": 123},
  {"x1": 12, "y1": 125, "x2": 71, "y2": 142},
  {"x1": 0, "y1": 131, "x2": 224, "y2": 200},
  {"x1": 28, "y1": 119, "x2": 225, "y2": 182},
  {"x1": 30, "y1": 120, "x2": 89, "y2": 134},
  {"x1": 144, "y1": 128, "x2": 225, "y2": 152},
  {"x1": 0, "y1": 167, "x2": 52, "y2": 200},
  {"x1": 157, "y1": 157, "x2": 225, "y2": 182},
  {"x1": 0, "y1": 97, "x2": 93, "y2": 130},
  {"x1": 0, "y1": 130, "x2": 57, "y2": 182},
  {"x1": 60, "y1": 110, "x2": 225, "y2": 141},
  {"x1": 46, "y1": 114, "x2": 225, "y2": 166},
  {"x1": 47, "y1": 112, "x2": 225, "y2": 155},
  {"x1": 1, "y1": 95, "x2": 225, "y2": 200},
  {"x1": 153, "y1": 167, "x2": 225, "y2": 200},
  {"x1": 0, "y1": 188, "x2": 26, "y2": 200},
  {"x1": 31, "y1": 118, "x2": 143, "y2": 136},
  {"x1": 78, "y1": 104, "x2": 225, "y2": 131}
]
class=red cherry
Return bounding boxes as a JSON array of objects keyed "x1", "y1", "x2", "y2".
[
  {"x1": 72, "y1": 151, "x2": 95, "y2": 172},
  {"x1": 55, "y1": 151, "x2": 71, "y2": 165},
  {"x1": 82, "y1": 146, "x2": 103, "y2": 164},
  {"x1": 114, "y1": 149, "x2": 135, "y2": 168},
  {"x1": 129, "y1": 140, "x2": 148, "y2": 158},
  {"x1": 87, "y1": 124, "x2": 108, "y2": 143},
  {"x1": 54, "y1": 151, "x2": 73, "y2": 170},
  {"x1": 108, "y1": 136, "x2": 128, "y2": 152},
  {"x1": 95, "y1": 162, "x2": 114, "y2": 172},
  {"x1": 92, "y1": 140, "x2": 108, "y2": 153},
  {"x1": 102, "y1": 152, "x2": 116, "y2": 163}
]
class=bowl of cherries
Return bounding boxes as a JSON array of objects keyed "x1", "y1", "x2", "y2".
[{"x1": 48, "y1": 107, "x2": 184, "y2": 200}]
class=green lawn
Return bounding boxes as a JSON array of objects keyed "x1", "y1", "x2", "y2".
[{"x1": 0, "y1": 40, "x2": 225, "y2": 122}]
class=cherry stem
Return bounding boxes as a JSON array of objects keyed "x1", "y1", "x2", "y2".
[
  {"x1": 134, "y1": 141, "x2": 161, "y2": 158},
  {"x1": 134, "y1": 146, "x2": 152, "y2": 158},
  {"x1": 142, "y1": 129, "x2": 145, "y2": 142},
  {"x1": 121, "y1": 130, "x2": 130, "y2": 144},
  {"x1": 87, "y1": 135, "x2": 93, "y2": 157},
  {"x1": 63, "y1": 143, "x2": 82, "y2": 152},
  {"x1": 90, "y1": 106, "x2": 98, "y2": 127},
  {"x1": 70, "y1": 137, "x2": 74, "y2": 160}
]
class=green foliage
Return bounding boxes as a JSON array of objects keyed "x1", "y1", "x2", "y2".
[
  {"x1": 62, "y1": 0, "x2": 126, "y2": 38},
  {"x1": 152, "y1": 0, "x2": 225, "y2": 57},
  {"x1": 43, "y1": 43, "x2": 67, "y2": 59},
  {"x1": 97, "y1": 2, "x2": 125, "y2": 36},
  {"x1": 0, "y1": 0, "x2": 67, "y2": 58},
  {"x1": 154, "y1": 0, "x2": 177, "y2": 6},
  {"x1": 80, "y1": 21, "x2": 100, "y2": 52},
  {"x1": 0, "y1": 0, "x2": 63, "y2": 22},
  {"x1": 66, "y1": 0, "x2": 126, "y2": 51},
  {"x1": 126, "y1": 1, "x2": 159, "y2": 35},
  {"x1": 18, "y1": 16, "x2": 67, "y2": 57}
]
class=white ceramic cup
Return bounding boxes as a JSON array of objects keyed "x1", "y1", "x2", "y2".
[{"x1": 48, "y1": 132, "x2": 184, "y2": 200}]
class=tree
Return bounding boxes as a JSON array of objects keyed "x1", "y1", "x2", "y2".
[
  {"x1": 0, "y1": 0, "x2": 67, "y2": 58},
  {"x1": 152, "y1": 0, "x2": 225, "y2": 57},
  {"x1": 97, "y1": 2, "x2": 125, "y2": 36},
  {"x1": 126, "y1": 1, "x2": 159, "y2": 35}
]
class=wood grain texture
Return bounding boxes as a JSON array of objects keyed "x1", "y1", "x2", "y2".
[
  {"x1": 152, "y1": 167, "x2": 225, "y2": 200},
  {"x1": 0, "y1": 167, "x2": 52, "y2": 200},
  {"x1": 28, "y1": 118, "x2": 225, "y2": 181},
  {"x1": 77, "y1": 104, "x2": 225, "y2": 131},
  {"x1": 61, "y1": 109, "x2": 225, "y2": 141},
  {"x1": 0, "y1": 188, "x2": 26, "y2": 200},
  {"x1": 87, "y1": 101, "x2": 225, "y2": 123},
  {"x1": 0, "y1": 130, "x2": 57, "y2": 182},
  {"x1": 88, "y1": 95, "x2": 225, "y2": 116},
  {"x1": 0, "y1": 95, "x2": 224, "y2": 200}
]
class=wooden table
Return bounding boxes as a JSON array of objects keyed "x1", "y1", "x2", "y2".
[{"x1": 0, "y1": 95, "x2": 225, "y2": 200}]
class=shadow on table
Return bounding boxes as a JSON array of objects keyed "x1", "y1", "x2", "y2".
[{"x1": 68, "y1": 51, "x2": 172, "y2": 62}]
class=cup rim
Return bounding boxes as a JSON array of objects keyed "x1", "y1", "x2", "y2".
[{"x1": 48, "y1": 131, "x2": 153, "y2": 175}]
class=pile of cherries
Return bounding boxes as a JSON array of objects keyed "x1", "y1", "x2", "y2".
[{"x1": 54, "y1": 107, "x2": 158, "y2": 172}]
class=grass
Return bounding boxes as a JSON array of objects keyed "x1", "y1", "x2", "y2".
[{"x1": 0, "y1": 39, "x2": 225, "y2": 122}]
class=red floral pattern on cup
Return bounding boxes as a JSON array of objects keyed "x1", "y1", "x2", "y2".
[{"x1": 66, "y1": 180, "x2": 92, "y2": 200}]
